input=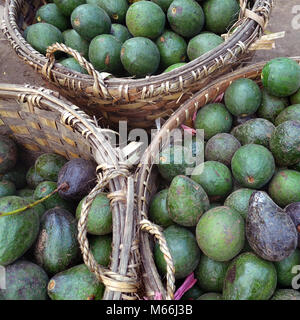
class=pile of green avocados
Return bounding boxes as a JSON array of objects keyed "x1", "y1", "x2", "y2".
[
  {"x1": 24, "y1": 0, "x2": 240, "y2": 77},
  {"x1": 151, "y1": 57, "x2": 300, "y2": 300},
  {"x1": 0, "y1": 139, "x2": 113, "y2": 300}
]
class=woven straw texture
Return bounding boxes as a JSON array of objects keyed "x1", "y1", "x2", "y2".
[
  {"x1": 135, "y1": 57, "x2": 300, "y2": 300},
  {"x1": 2, "y1": 0, "x2": 273, "y2": 129},
  {"x1": 0, "y1": 83, "x2": 141, "y2": 300}
]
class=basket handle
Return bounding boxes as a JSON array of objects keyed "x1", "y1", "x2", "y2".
[
  {"x1": 42, "y1": 42, "x2": 111, "y2": 99},
  {"x1": 140, "y1": 218, "x2": 176, "y2": 300}
]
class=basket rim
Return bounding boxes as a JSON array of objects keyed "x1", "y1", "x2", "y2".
[
  {"x1": 135, "y1": 56, "x2": 300, "y2": 300},
  {"x1": 2, "y1": 0, "x2": 273, "y2": 100}
]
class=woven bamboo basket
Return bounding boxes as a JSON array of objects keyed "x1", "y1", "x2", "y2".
[
  {"x1": 0, "y1": 83, "x2": 142, "y2": 300},
  {"x1": 2, "y1": 0, "x2": 274, "y2": 129},
  {"x1": 135, "y1": 57, "x2": 300, "y2": 300}
]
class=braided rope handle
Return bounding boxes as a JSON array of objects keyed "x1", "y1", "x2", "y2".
[
  {"x1": 140, "y1": 218, "x2": 176, "y2": 300},
  {"x1": 42, "y1": 42, "x2": 112, "y2": 99}
]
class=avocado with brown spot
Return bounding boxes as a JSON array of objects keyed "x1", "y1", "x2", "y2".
[{"x1": 35, "y1": 153, "x2": 67, "y2": 182}]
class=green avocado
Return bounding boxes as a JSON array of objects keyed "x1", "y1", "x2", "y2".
[
  {"x1": 0, "y1": 181, "x2": 16, "y2": 197},
  {"x1": 205, "y1": 133, "x2": 241, "y2": 167},
  {"x1": 59, "y1": 57, "x2": 88, "y2": 74},
  {"x1": 231, "y1": 144, "x2": 275, "y2": 189},
  {"x1": 149, "y1": 189, "x2": 174, "y2": 228},
  {"x1": 126, "y1": 1, "x2": 165, "y2": 39},
  {"x1": 0, "y1": 136, "x2": 17, "y2": 174},
  {"x1": 224, "y1": 188, "x2": 255, "y2": 219},
  {"x1": 26, "y1": 23, "x2": 64, "y2": 55},
  {"x1": 48, "y1": 264, "x2": 105, "y2": 300},
  {"x1": 0, "y1": 196, "x2": 39, "y2": 266},
  {"x1": 34, "y1": 208, "x2": 80, "y2": 274},
  {"x1": 1, "y1": 165, "x2": 27, "y2": 189},
  {"x1": 89, "y1": 34, "x2": 122, "y2": 73},
  {"x1": 269, "y1": 120, "x2": 300, "y2": 166},
  {"x1": 181, "y1": 284, "x2": 203, "y2": 300},
  {"x1": 196, "y1": 206, "x2": 244, "y2": 262},
  {"x1": 257, "y1": 88, "x2": 289, "y2": 123},
  {"x1": 225, "y1": 78, "x2": 262, "y2": 117},
  {"x1": 89, "y1": 234, "x2": 112, "y2": 267},
  {"x1": 274, "y1": 104, "x2": 300, "y2": 126},
  {"x1": 87, "y1": 0, "x2": 129, "y2": 23},
  {"x1": 187, "y1": 32, "x2": 224, "y2": 61},
  {"x1": 167, "y1": 175, "x2": 210, "y2": 226},
  {"x1": 17, "y1": 188, "x2": 34, "y2": 198},
  {"x1": 120, "y1": 37, "x2": 160, "y2": 77},
  {"x1": 154, "y1": 225, "x2": 201, "y2": 279},
  {"x1": 156, "y1": 31, "x2": 187, "y2": 68},
  {"x1": 203, "y1": 0, "x2": 240, "y2": 34},
  {"x1": 26, "y1": 166, "x2": 45, "y2": 189},
  {"x1": 167, "y1": 0, "x2": 205, "y2": 38},
  {"x1": 36, "y1": 3, "x2": 70, "y2": 31},
  {"x1": 194, "y1": 103, "x2": 233, "y2": 140},
  {"x1": 198, "y1": 292, "x2": 223, "y2": 300},
  {"x1": 76, "y1": 193, "x2": 112, "y2": 235},
  {"x1": 110, "y1": 24, "x2": 132, "y2": 43},
  {"x1": 23, "y1": 196, "x2": 46, "y2": 220},
  {"x1": 151, "y1": 0, "x2": 173, "y2": 12},
  {"x1": 268, "y1": 170, "x2": 300, "y2": 207},
  {"x1": 53, "y1": 0, "x2": 86, "y2": 16},
  {"x1": 223, "y1": 252, "x2": 277, "y2": 300},
  {"x1": 290, "y1": 88, "x2": 300, "y2": 104},
  {"x1": 231, "y1": 118, "x2": 275, "y2": 147},
  {"x1": 195, "y1": 255, "x2": 229, "y2": 292},
  {"x1": 261, "y1": 57, "x2": 300, "y2": 97},
  {"x1": 62, "y1": 29, "x2": 89, "y2": 59},
  {"x1": 191, "y1": 161, "x2": 233, "y2": 201},
  {"x1": 272, "y1": 289, "x2": 300, "y2": 300},
  {"x1": 71, "y1": 4, "x2": 111, "y2": 41},
  {"x1": 163, "y1": 62, "x2": 187, "y2": 73},
  {"x1": 0, "y1": 260, "x2": 48, "y2": 300}
]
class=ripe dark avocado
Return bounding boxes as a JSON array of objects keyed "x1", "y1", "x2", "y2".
[
  {"x1": 167, "y1": 175, "x2": 210, "y2": 226},
  {"x1": 149, "y1": 189, "x2": 174, "y2": 228},
  {"x1": 156, "y1": 31, "x2": 187, "y2": 68},
  {"x1": 151, "y1": 0, "x2": 173, "y2": 12},
  {"x1": 53, "y1": 0, "x2": 86, "y2": 16},
  {"x1": 0, "y1": 260, "x2": 48, "y2": 300},
  {"x1": 285, "y1": 202, "x2": 300, "y2": 247},
  {"x1": 0, "y1": 180, "x2": 16, "y2": 197},
  {"x1": 62, "y1": 29, "x2": 89, "y2": 59},
  {"x1": 35, "y1": 3, "x2": 70, "y2": 31},
  {"x1": 231, "y1": 118, "x2": 275, "y2": 147},
  {"x1": 196, "y1": 206, "x2": 244, "y2": 262},
  {"x1": 34, "y1": 208, "x2": 80, "y2": 274},
  {"x1": 48, "y1": 264, "x2": 105, "y2": 300},
  {"x1": 26, "y1": 166, "x2": 45, "y2": 189},
  {"x1": 126, "y1": 1, "x2": 165, "y2": 39},
  {"x1": 167, "y1": 0, "x2": 205, "y2": 38},
  {"x1": 59, "y1": 57, "x2": 88, "y2": 74},
  {"x1": 268, "y1": 170, "x2": 300, "y2": 207},
  {"x1": 71, "y1": 4, "x2": 111, "y2": 41},
  {"x1": 274, "y1": 249, "x2": 300, "y2": 287},
  {"x1": 195, "y1": 255, "x2": 229, "y2": 292},
  {"x1": 261, "y1": 57, "x2": 300, "y2": 97},
  {"x1": 223, "y1": 252, "x2": 277, "y2": 300},
  {"x1": 26, "y1": 23, "x2": 64, "y2": 55},
  {"x1": 274, "y1": 104, "x2": 300, "y2": 126},
  {"x1": 272, "y1": 289, "x2": 300, "y2": 300},
  {"x1": 191, "y1": 161, "x2": 233, "y2": 201},
  {"x1": 154, "y1": 225, "x2": 201, "y2": 279},
  {"x1": 87, "y1": 0, "x2": 128, "y2": 23},
  {"x1": 246, "y1": 191, "x2": 297, "y2": 261},
  {"x1": 89, "y1": 234, "x2": 112, "y2": 267},
  {"x1": 257, "y1": 88, "x2": 289, "y2": 123},
  {"x1": 57, "y1": 158, "x2": 97, "y2": 201},
  {"x1": 0, "y1": 196, "x2": 39, "y2": 266},
  {"x1": 35, "y1": 153, "x2": 67, "y2": 182},
  {"x1": 76, "y1": 193, "x2": 112, "y2": 235},
  {"x1": 0, "y1": 136, "x2": 17, "y2": 174},
  {"x1": 194, "y1": 103, "x2": 233, "y2": 140},
  {"x1": 110, "y1": 24, "x2": 132, "y2": 43},
  {"x1": 120, "y1": 37, "x2": 160, "y2": 77},
  {"x1": 224, "y1": 78, "x2": 262, "y2": 117},
  {"x1": 205, "y1": 133, "x2": 241, "y2": 167},
  {"x1": 231, "y1": 144, "x2": 275, "y2": 189},
  {"x1": 269, "y1": 120, "x2": 300, "y2": 166},
  {"x1": 203, "y1": 0, "x2": 239, "y2": 34},
  {"x1": 89, "y1": 34, "x2": 122, "y2": 73},
  {"x1": 187, "y1": 32, "x2": 224, "y2": 61},
  {"x1": 224, "y1": 188, "x2": 255, "y2": 219}
]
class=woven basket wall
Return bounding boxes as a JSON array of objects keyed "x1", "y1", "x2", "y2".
[
  {"x1": 135, "y1": 57, "x2": 300, "y2": 300},
  {"x1": 0, "y1": 83, "x2": 141, "y2": 300},
  {"x1": 2, "y1": 0, "x2": 273, "y2": 129}
]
